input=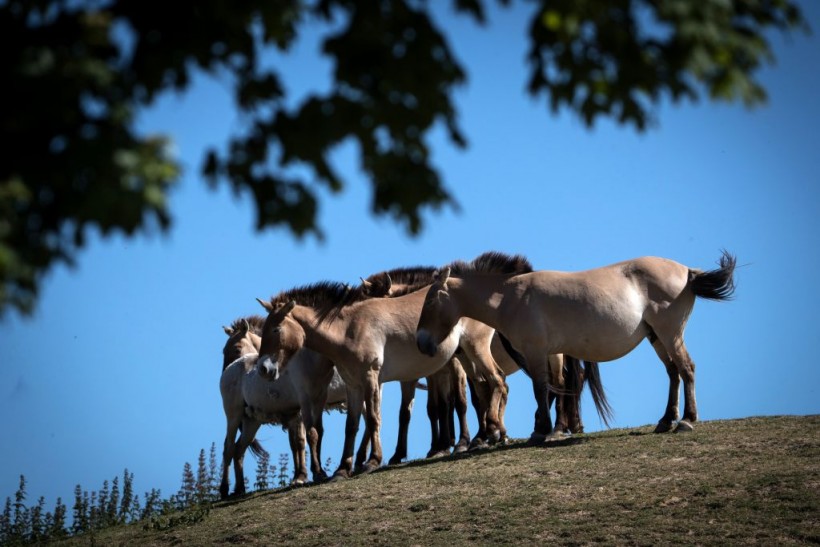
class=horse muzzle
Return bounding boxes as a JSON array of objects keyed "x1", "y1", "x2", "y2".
[
  {"x1": 257, "y1": 355, "x2": 281, "y2": 381},
  {"x1": 415, "y1": 330, "x2": 438, "y2": 357}
]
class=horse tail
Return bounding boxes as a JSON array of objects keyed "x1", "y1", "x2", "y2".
[
  {"x1": 690, "y1": 250, "x2": 737, "y2": 301},
  {"x1": 248, "y1": 438, "x2": 268, "y2": 460},
  {"x1": 497, "y1": 332, "x2": 531, "y2": 378},
  {"x1": 237, "y1": 418, "x2": 268, "y2": 460},
  {"x1": 583, "y1": 361, "x2": 614, "y2": 428}
]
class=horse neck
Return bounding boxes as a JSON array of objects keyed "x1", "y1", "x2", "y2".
[
  {"x1": 449, "y1": 275, "x2": 509, "y2": 331},
  {"x1": 290, "y1": 304, "x2": 348, "y2": 361},
  {"x1": 245, "y1": 331, "x2": 262, "y2": 353}
]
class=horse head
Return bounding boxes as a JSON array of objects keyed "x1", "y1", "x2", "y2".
[
  {"x1": 255, "y1": 298, "x2": 304, "y2": 381},
  {"x1": 222, "y1": 317, "x2": 263, "y2": 370},
  {"x1": 416, "y1": 266, "x2": 460, "y2": 356},
  {"x1": 360, "y1": 272, "x2": 393, "y2": 297}
]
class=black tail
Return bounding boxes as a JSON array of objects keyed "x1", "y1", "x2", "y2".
[
  {"x1": 583, "y1": 361, "x2": 614, "y2": 428},
  {"x1": 691, "y1": 250, "x2": 737, "y2": 301},
  {"x1": 248, "y1": 439, "x2": 268, "y2": 460}
]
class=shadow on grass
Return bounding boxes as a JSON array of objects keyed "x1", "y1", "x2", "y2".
[
  {"x1": 213, "y1": 434, "x2": 596, "y2": 507},
  {"x1": 358, "y1": 433, "x2": 593, "y2": 476}
]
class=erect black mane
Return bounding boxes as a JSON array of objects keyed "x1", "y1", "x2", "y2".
[
  {"x1": 363, "y1": 265, "x2": 437, "y2": 297},
  {"x1": 230, "y1": 315, "x2": 266, "y2": 335},
  {"x1": 268, "y1": 280, "x2": 367, "y2": 326},
  {"x1": 448, "y1": 251, "x2": 534, "y2": 275}
]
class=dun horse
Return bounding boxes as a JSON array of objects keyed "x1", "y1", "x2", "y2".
[
  {"x1": 416, "y1": 251, "x2": 736, "y2": 441},
  {"x1": 255, "y1": 278, "x2": 510, "y2": 479},
  {"x1": 365, "y1": 258, "x2": 613, "y2": 440}
]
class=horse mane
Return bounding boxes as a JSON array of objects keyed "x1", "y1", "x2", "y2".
[
  {"x1": 448, "y1": 251, "x2": 534, "y2": 275},
  {"x1": 364, "y1": 266, "x2": 437, "y2": 297},
  {"x1": 230, "y1": 315, "x2": 266, "y2": 335},
  {"x1": 268, "y1": 281, "x2": 367, "y2": 326}
]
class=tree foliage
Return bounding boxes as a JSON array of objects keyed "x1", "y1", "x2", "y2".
[{"x1": 0, "y1": 0, "x2": 807, "y2": 316}]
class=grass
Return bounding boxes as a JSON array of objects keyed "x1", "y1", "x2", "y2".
[{"x1": 55, "y1": 415, "x2": 819, "y2": 546}]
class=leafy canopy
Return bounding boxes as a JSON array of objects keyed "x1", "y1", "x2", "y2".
[{"x1": 0, "y1": 0, "x2": 807, "y2": 316}]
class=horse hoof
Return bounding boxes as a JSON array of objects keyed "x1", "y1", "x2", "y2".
[
  {"x1": 291, "y1": 477, "x2": 307, "y2": 486},
  {"x1": 388, "y1": 456, "x2": 404, "y2": 466},
  {"x1": 674, "y1": 420, "x2": 694, "y2": 433},
  {"x1": 527, "y1": 432, "x2": 547, "y2": 446},
  {"x1": 453, "y1": 443, "x2": 469, "y2": 454},
  {"x1": 329, "y1": 473, "x2": 349, "y2": 482},
  {"x1": 468, "y1": 438, "x2": 489, "y2": 451},
  {"x1": 362, "y1": 462, "x2": 380, "y2": 474},
  {"x1": 488, "y1": 429, "x2": 502, "y2": 445},
  {"x1": 654, "y1": 421, "x2": 675, "y2": 434},
  {"x1": 545, "y1": 431, "x2": 569, "y2": 442},
  {"x1": 426, "y1": 449, "x2": 450, "y2": 459}
]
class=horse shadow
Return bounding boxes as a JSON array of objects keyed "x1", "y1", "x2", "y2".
[{"x1": 216, "y1": 434, "x2": 603, "y2": 506}]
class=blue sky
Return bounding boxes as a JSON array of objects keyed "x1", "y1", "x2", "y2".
[{"x1": 2, "y1": 2, "x2": 819, "y2": 509}]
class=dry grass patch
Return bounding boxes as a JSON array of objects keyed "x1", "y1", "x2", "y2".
[{"x1": 55, "y1": 416, "x2": 819, "y2": 546}]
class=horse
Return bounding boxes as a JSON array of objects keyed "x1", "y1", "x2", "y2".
[
  {"x1": 415, "y1": 251, "x2": 736, "y2": 442},
  {"x1": 363, "y1": 261, "x2": 613, "y2": 443},
  {"x1": 255, "y1": 277, "x2": 511, "y2": 479},
  {"x1": 360, "y1": 271, "x2": 473, "y2": 457},
  {"x1": 219, "y1": 316, "x2": 348, "y2": 497}
]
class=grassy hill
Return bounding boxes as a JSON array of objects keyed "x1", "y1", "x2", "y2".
[{"x1": 57, "y1": 415, "x2": 819, "y2": 545}]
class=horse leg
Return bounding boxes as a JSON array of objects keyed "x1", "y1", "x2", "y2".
[
  {"x1": 650, "y1": 338, "x2": 682, "y2": 433},
  {"x1": 550, "y1": 355, "x2": 569, "y2": 434},
  {"x1": 549, "y1": 354, "x2": 573, "y2": 438},
  {"x1": 297, "y1": 382, "x2": 329, "y2": 482},
  {"x1": 570, "y1": 362, "x2": 586, "y2": 434},
  {"x1": 286, "y1": 414, "x2": 308, "y2": 485},
  {"x1": 302, "y1": 400, "x2": 327, "y2": 482},
  {"x1": 461, "y1": 343, "x2": 505, "y2": 444},
  {"x1": 465, "y1": 376, "x2": 490, "y2": 449},
  {"x1": 525, "y1": 349, "x2": 553, "y2": 444},
  {"x1": 666, "y1": 339, "x2": 698, "y2": 431},
  {"x1": 355, "y1": 401, "x2": 371, "y2": 472},
  {"x1": 362, "y1": 369, "x2": 383, "y2": 472},
  {"x1": 435, "y1": 368, "x2": 454, "y2": 456},
  {"x1": 561, "y1": 356, "x2": 584, "y2": 434},
  {"x1": 221, "y1": 417, "x2": 241, "y2": 499},
  {"x1": 452, "y1": 358, "x2": 472, "y2": 453},
  {"x1": 388, "y1": 381, "x2": 415, "y2": 465},
  {"x1": 333, "y1": 386, "x2": 365, "y2": 480},
  {"x1": 233, "y1": 418, "x2": 262, "y2": 496},
  {"x1": 426, "y1": 373, "x2": 442, "y2": 457}
]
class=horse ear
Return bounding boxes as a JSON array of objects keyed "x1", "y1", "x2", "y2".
[
  {"x1": 257, "y1": 298, "x2": 274, "y2": 312},
  {"x1": 384, "y1": 272, "x2": 393, "y2": 292},
  {"x1": 281, "y1": 300, "x2": 296, "y2": 315},
  {"x1": 242, "y1": 319, "x2": 251, "y2": 333},
  {"x1": 436, "y1": 267, "x2": 451, "y2": 284},
  {"x1": 222, "y1": 326, "x2": 234, "y2": 336},
  {"x1": 436, "y1": 289, "x2": 450, "y2": 303},
  {"x1": 360, "y1": 277, "x2": 373, "y2": 294}
]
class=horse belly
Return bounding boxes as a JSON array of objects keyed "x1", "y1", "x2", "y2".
[
  {"x1": 546, "y1": 291, "x2": 648, "y2": 362},
  {"x1": 379, "y1": 326, "x2": 460, "y2": 383}
]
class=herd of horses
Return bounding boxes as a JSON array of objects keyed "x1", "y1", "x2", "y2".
[{"x1": 219, "y1": 250, "x2": 736, "y2": 498}]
